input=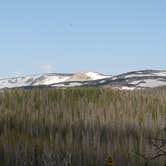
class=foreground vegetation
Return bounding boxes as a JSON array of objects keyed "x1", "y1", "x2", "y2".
[{"x1": 0, "y1": 87, "x2": 165, "y2": 166}]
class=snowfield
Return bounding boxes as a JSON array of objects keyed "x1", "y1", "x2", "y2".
[{"x1": 135, "y1": 79, "x2": 166, "y2": 88}]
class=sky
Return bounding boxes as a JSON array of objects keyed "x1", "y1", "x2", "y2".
[{"x1": 0, "y1": 0, "x2": 166, "y2": 77}]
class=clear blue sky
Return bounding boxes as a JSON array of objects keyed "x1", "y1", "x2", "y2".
[{"x1": 0, "y1": 0, "x2": 166, "y2": 77}]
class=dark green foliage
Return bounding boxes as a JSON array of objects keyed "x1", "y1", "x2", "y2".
[{"x1": 0, "y1": 88, "x2": 165, "y2": 166}]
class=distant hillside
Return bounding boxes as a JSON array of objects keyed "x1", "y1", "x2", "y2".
[{"x1": 1, "y1": 70, "x2": 166, "y2": 90}]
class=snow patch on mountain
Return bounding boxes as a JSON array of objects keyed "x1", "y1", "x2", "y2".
[
  {"x1": 33, "y1": 75, "x2": 70, "y2": 86},
  {"x1": 53, "y1": 82, "x2": 83, "y2": 88},
  {"x1": 85, "y1": 72, "x2": 110, "y2": 80},
  {"x1": 121, "y1": 86, "x2": 135, "y2": 90},
  {"x1": 0, "y1": 75, "x2": 42, "y2": 89},
  {"x1": 66, "y1": 72, "x2": 110, "y2": 82},
  {"x1": 136, "y1": 79, "x2": 166, "y2": 88}
]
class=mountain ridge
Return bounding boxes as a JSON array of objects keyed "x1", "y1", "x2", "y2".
[{"x1": 1, "y1": 70, "x2": 166, "y2": 90}]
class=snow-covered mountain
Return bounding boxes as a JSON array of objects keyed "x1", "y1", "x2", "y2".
[
  {"x1": 0, "y1": 72, "x2": 110, "y2": 89},
  {"x1": 1, "y1": 70, "x2": 166, "y2": 90},
  {"x1": 100, "y1": 70, "x2": 166, "y2": 90}
]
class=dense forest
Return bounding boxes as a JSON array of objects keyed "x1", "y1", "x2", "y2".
[{"x1": 0, "y1": 87, "x2": 165, "y2": 166}]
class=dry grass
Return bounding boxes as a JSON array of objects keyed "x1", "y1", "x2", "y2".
[{"x1": 0, "y1": 88, "x2": 165, "y2": 166}]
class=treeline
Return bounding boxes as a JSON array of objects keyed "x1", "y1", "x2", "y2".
[{"x1": 0, "y1": 88, "x2": 165, "y2": 166}]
